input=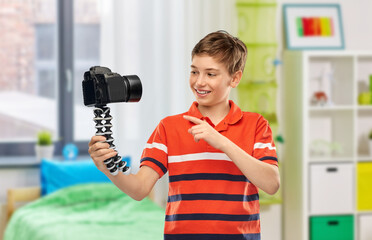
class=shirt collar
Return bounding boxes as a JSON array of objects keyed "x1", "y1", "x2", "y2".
[{"x1": 187, "y1": 100, "x2": 243, "y2": 130}]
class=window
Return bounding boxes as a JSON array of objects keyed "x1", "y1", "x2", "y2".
[
  {"x1": 35, "y1": 24, "x2": 57, "y2": 100},
  {"x1": 0, "y1": 0, "x2": 101, "y2": 157},
  {"x1": 73, "y1": 5, "x2": 101, "y2": 140}
]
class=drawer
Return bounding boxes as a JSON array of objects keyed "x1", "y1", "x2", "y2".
[
  {"x1": 359, "y1": 214, "x2": 372, "y2": 240},
  {"x1": 310, "y1": 215, "x2": 354, "y2": 240},
  {"x1": 357, "y1": 162, "x2": 372, "y2": 210},
  {"x1": 310, "y1": 163, "x2": 354, "y2": 214}
]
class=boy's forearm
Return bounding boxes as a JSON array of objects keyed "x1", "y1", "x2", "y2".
[
  {"x1": 219, "y1": 137, "x2": 280, "y2": 195},
  {"x1": 101, "y1": 165, "x2": 158, "y2": 201},
  {"x1": 103, "y1": 171, "x2": 146, "y2": 201}
]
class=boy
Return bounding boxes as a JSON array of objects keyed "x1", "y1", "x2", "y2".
[{"x1": 88, "y1": 30, "x2": 280, "y2": 240}]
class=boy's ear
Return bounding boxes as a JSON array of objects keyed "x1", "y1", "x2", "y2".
[{"x1": 230, "y1": 70, "x2": 242, "y2": 88}]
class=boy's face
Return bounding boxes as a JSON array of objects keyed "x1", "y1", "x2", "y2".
[{"x1": 189, "y1": 54, "x2": 240, "y2": 108}]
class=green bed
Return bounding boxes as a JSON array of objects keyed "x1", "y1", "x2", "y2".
[{"x1": 4, "y1": 183, "x2": 165, "y2": 240}]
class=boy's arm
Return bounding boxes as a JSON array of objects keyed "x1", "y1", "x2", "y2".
[
  {"x1": 88, "y1": 136, "x2": 159, "y2": 201},
  {"x1": 218, "y1": 139, "x2": 280, "y2": 195},
  {"x1": 183, "y1": 115, "x2": 280, "y2": 195}
]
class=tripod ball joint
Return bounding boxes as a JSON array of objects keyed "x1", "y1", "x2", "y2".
[{"x1": 82, "y1": 66, "x2": 142, "y2": 176}]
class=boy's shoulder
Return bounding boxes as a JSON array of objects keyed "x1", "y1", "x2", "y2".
[
  {"x1": 159, "y1": 112, "x2": 188, "y2": 126},
  {"x1": 241, "y1": 110, "x2": 261, "y2": 118},
  {"x1": 241, "y1": 110, "x2": 265, "y2": 123},
  {"x1": 229, "y1": 100, "x2": 265, "y2": 124}
]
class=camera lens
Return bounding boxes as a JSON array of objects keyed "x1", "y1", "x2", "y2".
[{"x1": 124, "y1": 75, "x2": 142, "y2": 102}]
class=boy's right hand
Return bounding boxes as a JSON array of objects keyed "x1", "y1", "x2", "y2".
[{"x1": 88, "y1": 136, "x2": 118, "y2": 172}]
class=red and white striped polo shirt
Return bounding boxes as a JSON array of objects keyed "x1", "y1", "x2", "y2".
[{"x1": 140, "y1": 100, "x2": 278, "y2": 240}]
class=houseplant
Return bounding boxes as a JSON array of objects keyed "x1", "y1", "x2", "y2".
[{"x1": 35, "y1": 130, "x2": 54, "y2": 162}]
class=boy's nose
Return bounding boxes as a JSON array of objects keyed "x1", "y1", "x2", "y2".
[{"x1": 196, "y1": 75, "x2": 207, "y2": 86}]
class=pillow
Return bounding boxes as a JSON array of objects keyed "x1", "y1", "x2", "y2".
[{"x1": 40, "y1": 157, "x2": 130, "y2": 195}]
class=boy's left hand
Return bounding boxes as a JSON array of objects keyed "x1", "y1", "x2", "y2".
[{"x1": 183, "y1": 115, "x2": 226, "y2": 150}]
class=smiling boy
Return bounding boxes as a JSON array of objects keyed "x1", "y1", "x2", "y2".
[{"x1": 88, "y1": 30, "x2": 280, "y2": 240}]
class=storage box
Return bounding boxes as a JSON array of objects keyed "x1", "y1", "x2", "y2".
[
  {"x1": 357, "y1": 162, "x2": 372, "y2": 210},
  {"x1": 236, "y1": 5, "x2": 277, "y2": 44},
  {"x1": 359, "y1": 214, "x2": 372, "y2": 240},
  {"x1": 237, "y1": 82, "x2": 277, "y2": 114},
  {"x1": 241, "y1": 45, "x2": 277, "y2": 83},
  {"x1": 310, "y1": 163, "x2": 354, "y2": 214},
  {"x1": 310, "y1": 215, "x2": 354, "y2": 240}
]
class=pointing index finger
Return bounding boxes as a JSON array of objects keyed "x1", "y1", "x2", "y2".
[{"x1": 183, "y1": 115, "x2": 204, "y2": 125}]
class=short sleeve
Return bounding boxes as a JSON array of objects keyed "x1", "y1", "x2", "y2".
[
  {"x1": 140, "y1": 121, "x2": 168, "y2": 178},
  {"x1": 252, "y1": 116, "x2": 278, "y2": 166}
]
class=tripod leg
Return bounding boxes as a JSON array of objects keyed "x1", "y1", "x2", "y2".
[{"x1": 93, "y1": 106, "x2": 131, "y2": 175}]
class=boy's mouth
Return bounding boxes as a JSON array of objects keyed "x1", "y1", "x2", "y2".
[{"x1": 195, "y1": 89, "x2": 211, "y2": 95}]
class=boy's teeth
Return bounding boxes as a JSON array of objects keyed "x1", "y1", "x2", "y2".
[{"x1": 196, "y1": 90, "x2": 210, "y2": 94}]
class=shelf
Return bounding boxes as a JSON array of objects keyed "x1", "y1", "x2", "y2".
[
  {"x1": 357, "y1": 105, "x2": 372, "y2": 110},
  {"x1": 309, "y1": 105, "x2": 372, "y2": 111},
  {"x1": 309, "y1": 105, "x2": 354, "y2": 111},
  {"x1": 309, "y1": 110, "x2": 354, "y2": 159},
  {"x1": 357, "y1": 211, "x2": 372, "y2": 215},
  {"x1": 357, "y1": 156, "x2": 372, "y2": 162},
  {"x1": 356, "y1": 110, "x2": 372, "y2": 157},
  {"x1": 309, "y1": 212, "x2": 355, "y2": 217},
  {"x1": 309, "y1": 158, "x2": 354, "y2": 163},
  {"x1": 308, "y1": 55, "x2": 354, "y2": 106},
  {"x1": 282, "y1": 51, "x2": 372, "y2": 240},
  {"x1": 308, "y1": 157, "x2": 372, "y2": 163}
]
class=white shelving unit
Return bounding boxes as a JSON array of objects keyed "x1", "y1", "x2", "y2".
[{"x1": 282, "y1": 51, "x2": 372, "y2": 240}]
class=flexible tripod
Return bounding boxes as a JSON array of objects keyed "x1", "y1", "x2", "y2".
[{"x1": 93, "y1": 105, "x2": 130, "y2": 175}]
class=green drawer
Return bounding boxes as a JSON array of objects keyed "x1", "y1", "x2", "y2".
[{"x1": 310, "y1": 215, "x2": 354, "y2": 240}]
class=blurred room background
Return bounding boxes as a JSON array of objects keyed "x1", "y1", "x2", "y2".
[{"x1": 1, "y1": 0, "x2": 372, "y2": 239}]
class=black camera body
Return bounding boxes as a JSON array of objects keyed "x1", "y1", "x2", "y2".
[{"x1": 82, "y1": 66, "x2": 142, "y2": 107}]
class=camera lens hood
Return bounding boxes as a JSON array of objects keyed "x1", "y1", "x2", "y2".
[{"x1": 124, "y1": 75, "x2": 142, "y2": 102}]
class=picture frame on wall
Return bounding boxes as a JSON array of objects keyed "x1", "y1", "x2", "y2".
[{"x1": 283, "y1": 4, "x2": 345, "y2": 50}]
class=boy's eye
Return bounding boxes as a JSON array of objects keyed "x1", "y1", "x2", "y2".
[
  {"x1": 191, "y1": 71, "x2": 198, "y2": 75},
  {"x1": 207, "y1": 73, "x2": 216, "y2": 77}
]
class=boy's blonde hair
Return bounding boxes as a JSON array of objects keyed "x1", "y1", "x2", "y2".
[{"x1": 191, "y1": 30, "x2": 247, "y2": 76}]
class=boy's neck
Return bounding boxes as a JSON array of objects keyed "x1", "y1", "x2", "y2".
[{"x1": 197, "y1": 100, "x2": 230, "y2": 126}]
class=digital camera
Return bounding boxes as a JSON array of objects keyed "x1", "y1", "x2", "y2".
[{"x1": 82, "y1": 66, "x2": 142, "y2": 107}]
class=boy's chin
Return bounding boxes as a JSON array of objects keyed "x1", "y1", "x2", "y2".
[{"x1": 195, "y1": 98, "x2": 214, "y2": 107}]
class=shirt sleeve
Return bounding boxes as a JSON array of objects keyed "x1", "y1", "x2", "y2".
[
  {"x1": 252, "y1": 115, "x2": 278, "y2": 166},
  {"x1": 140, "y1": 120, "x2": 168, "y2": 178}
]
